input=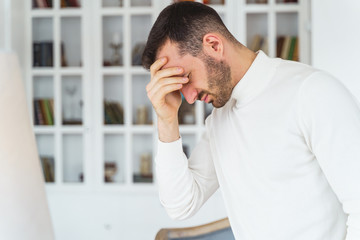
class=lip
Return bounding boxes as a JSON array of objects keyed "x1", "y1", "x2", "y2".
[{"x1": 204, "y1": 94, "x2": 209, "y2": 103}]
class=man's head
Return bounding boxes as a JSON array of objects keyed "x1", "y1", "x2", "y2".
[
  {"x1": 142, "y1": 2, "x2": 237, "y2": 68},
  {"x1": 142, "y1": 2, "x2": 240, "y2": 108}
]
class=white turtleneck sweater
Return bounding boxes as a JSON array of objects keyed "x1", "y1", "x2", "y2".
[{"x1": 155, "y1": 51, "x2": 360, "y2": 239}]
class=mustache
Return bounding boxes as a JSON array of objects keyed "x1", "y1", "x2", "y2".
[
  {"x1": 197, "y1": 91, "x2": 205, "y2": 101},
  {"x1": 197, "y1": 91, "x2": 212, "y2": 101}
]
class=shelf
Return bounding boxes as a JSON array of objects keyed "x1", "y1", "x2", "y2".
[{"x1": 244, "y1": 3, "x2": 300, "y2": 13}]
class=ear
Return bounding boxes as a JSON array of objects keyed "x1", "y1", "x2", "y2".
[{"x1": 202, "y1": 33, "x2": 224, "y2": 59}]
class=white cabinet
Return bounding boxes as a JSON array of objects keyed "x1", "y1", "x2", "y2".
[{"x1": 27, "y1": 0, "x2": 310, "y2": 191}]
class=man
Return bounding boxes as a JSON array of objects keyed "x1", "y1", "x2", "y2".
[{"x1": 142, "y1": 2, "x2": 360, "y2": 239}]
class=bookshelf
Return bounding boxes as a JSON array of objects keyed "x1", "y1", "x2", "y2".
[{"x1": 26, "y1": 0, "x2": 311, "y2": 192}]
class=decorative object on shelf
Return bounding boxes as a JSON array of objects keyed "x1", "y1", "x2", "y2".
[
  {"x1": 110, "y1": 33, "x2": 123, "y2": 66},
  {"x1": 133, "y1": 152, "x2": 153, "y2": 183},
  {"x1": 136, "y1": 105, "x2": 149, "y2": 125},
  {"x1": 104, "y1": 101, "x2": 124, "y2": 124},
  {"x1": 131, "y1": 42, "x2": 146, "y2": 66},
  {"x1": 140, "y1": 153, "x2": 152, "y2": 176},
  {"x1": 104, "y1": 161, "x2": 117, "y2": 182},
  {"x1": 40, "y1": 156, "x2": 55, "y2": 182},
  {"x1": 63, "y1": 84, "x2": 82, "y2": 125}
]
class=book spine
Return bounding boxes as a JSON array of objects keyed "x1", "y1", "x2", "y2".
[
  {"x1": 44, "y1": 99, "x2": 54, "y2": 125},
  {"x1": 276, "y1": 36, "x2": 285, "y2": 58},
  {"x1": 34, "y1": 99, "x2": 45, "y2": 125},
  {"x1": 61, "y1": 0, "x2": 67, "y2": 8},
  {"x1": 292, "y1": 37, "x2": 299, "y2": 61},
  {"x1": 281, "y1": 36, "x2": 291, "y2": 60},
  {"x1": 33, "y1": 100, "x2": 40, "y2": 125},
  {"x1": 46, "y1": 42, "x2": 53, "y2": 67},
  {"x1": 287, "y1": 36, "x2": 297, "y2": 60},
  {"x1": 33, "y1": 42, "x2": 41, "y2": 67}
]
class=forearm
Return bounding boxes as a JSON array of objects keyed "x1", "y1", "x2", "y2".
[
  {"x1": 156, "y1": 138, "x2": 201, "y2": 219},
  {"x1": 156, "y1": 133, "x2": 219, "y2": 220}
]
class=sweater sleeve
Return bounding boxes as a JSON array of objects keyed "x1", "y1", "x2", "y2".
[
  {"x1": 298, "y1": 71, "x2": 360, "y2": 239},
  {"x1": 155, "y1": 132, "x2": 219, "y2": 220}
]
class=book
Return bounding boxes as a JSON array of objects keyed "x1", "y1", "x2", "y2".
[
  {"x1": 260, "y1": 36, "x2": 268, "y2": 55},
  {"x1": 292, "y1": 37, "x2": 299, "y2": 61},
  {"x1": 33, "y1": 43, "x2": 41, "y2": 66},
  {"x1": 34, "y1": 99, "x2": 46, "y2": 125},
  {"x1": 61, "y1": 0, "x2": 67, "y2": 8},
  {"x1": 276, "y1": 36, "x2": 285, "y2": 57},
  {"x1": 280, "y1": 36, "x2": 291, "y2": 60},
  {"x1": 33, "y1": 41, "x2": 53, "y2": 67},
  {"x1": 250, "y1": 34, "x2": 263, "y2": 52},
  {"x1": 45, "y1": 0, "x2": 53, "y2": 8},
  {"x1": 287, "y1": 36, "x2": 297, "y2": 60},
  {"x1": 43, "y1": 99, "x2": 54, "y2": 125},
  {"x1": 34, "y1": 99, "x2": 54, "y2": 125},
  {"x1": 61, "y1": 42, "x2": 68, "y2": 67},
  {"x1": 40, "y1": 156, "x2": 55, "y2": 182}
]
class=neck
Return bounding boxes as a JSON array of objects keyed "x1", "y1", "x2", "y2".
[{"x1": 228, "y1": 44, "x2": 257, "y2": 88}]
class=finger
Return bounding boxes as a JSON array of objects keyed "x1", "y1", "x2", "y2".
[
  {"x1": 147, "y1": 66, "x2": 185, "y2": 92},
  {"x1": 155, "y1": 67, "x2": 184, "y2": 82},
  {"x1": 150, "y1": 57, "x2": 167, "y2": 78},
  {"x1": 149, "y1": 83, "x2": 183, "y2": 106},
  {"x1": 147, "y1": 76, "x2": 188, "y2": 95}
]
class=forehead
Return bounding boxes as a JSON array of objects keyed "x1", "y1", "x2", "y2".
[{"x1": 156, "y1": 40, "x2": 195, "y2": 69}]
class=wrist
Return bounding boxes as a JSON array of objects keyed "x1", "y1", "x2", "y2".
[{"x1": 157, "y1": 117, "x2": 180, "y2": 143}]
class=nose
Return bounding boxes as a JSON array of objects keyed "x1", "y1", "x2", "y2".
[{"x1": 181, "y1": 84, "x2": 197, "y2": 104}]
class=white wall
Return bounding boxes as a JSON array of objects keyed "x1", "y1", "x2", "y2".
[
  {"x1": 0, "y1": 0, "x2": 26, "y2": 67},
  {"x1": 312, "y1": 0, "x2": 360, "y2": 98}
]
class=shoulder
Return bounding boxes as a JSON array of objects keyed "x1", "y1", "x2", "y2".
[{"x1": 299, "y1": 71, "x2": 349, "y2": 100}]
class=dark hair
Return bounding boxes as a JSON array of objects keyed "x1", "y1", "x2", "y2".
[{"x1": 141, "y1": 2, "x2": 238, "y2": 70}]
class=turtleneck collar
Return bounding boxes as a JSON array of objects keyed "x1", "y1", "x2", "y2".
[{"x1": 230, "y1": 51, "x2": 280, "y2": 108}]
